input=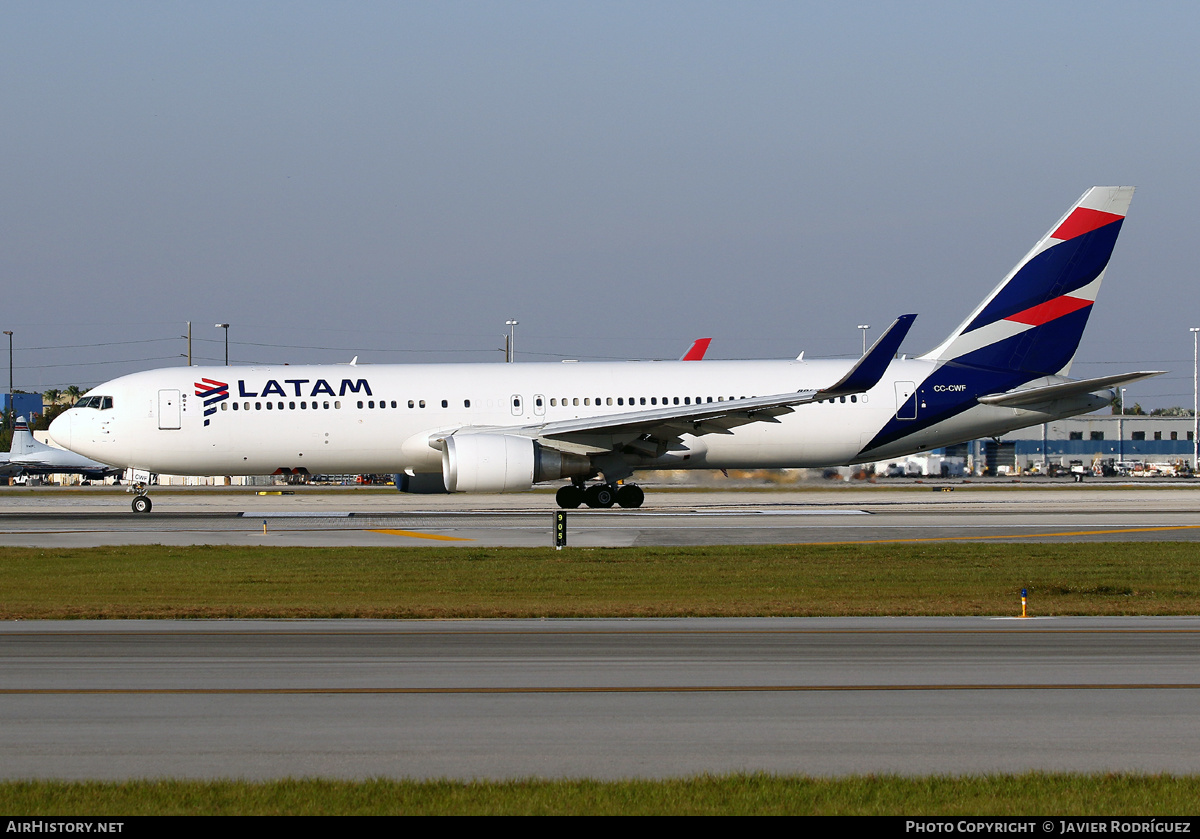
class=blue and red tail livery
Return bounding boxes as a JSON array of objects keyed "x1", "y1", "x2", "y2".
[{"x1": 923, "y1": 186, "x2": 1133, "y2": 377}]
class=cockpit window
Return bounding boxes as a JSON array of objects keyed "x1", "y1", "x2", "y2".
[{"x1": 75, "y1": 396, "x2": 113, "y2": 410}]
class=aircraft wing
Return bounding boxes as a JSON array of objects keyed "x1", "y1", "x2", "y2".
[
  {"x1": 438, "y1": 314, "x2": 916, "y2": 456},
  {"x1": 0, "y1": 454, "x2": 20, "y2": 479},
  {"x1": 12, "y1": 448, "x2": 120, "y2": 475},
  {"x1": 977, "y1": 371, "x2": 1165, "y2": 408}
]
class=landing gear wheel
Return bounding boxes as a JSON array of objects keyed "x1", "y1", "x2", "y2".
[
  {"x1": 556, "y1": 485, "x2": 584, "y2": 509},
  {"x1": 616, "y1": 484, "x2": 644, "y2": 509},
  {"x1": 584, "y1": 484, "x2": 616, "y2": 509},
  {"x1": 132, "y1": 495, "x2": 152, "y2": 514}
]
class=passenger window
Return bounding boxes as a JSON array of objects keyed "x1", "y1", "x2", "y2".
[{"x1": 441, "y1": 400, "x2": 448, "y2": 408}]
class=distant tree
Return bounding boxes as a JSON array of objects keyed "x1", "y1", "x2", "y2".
[
  {"x1": 1112, "y1": 396, "x2": 1149, "y2": 415},
  {"x1": 65, "y1": 385, "x2": 82, "y2": 404},
  {"x1": 1151, "y1": 406, "x2": 1197, "y2": 417},
  {"x1": 42, "y1": 388, "x2": 62, "y2": 406},
  {"x1": 32, "y1": 403, "x2": 69, "y2": 431}
]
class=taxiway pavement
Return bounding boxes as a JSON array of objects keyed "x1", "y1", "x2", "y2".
[
  {"x1": 3, "y1": 617, "x2": 1199, "y2": 780},
  {"x1": 2, "y1": 485, "x2": 1200, "y2": 547}
]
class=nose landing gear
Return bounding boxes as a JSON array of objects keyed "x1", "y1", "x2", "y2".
[{"x1": 130, "y1": 482, "x2": 152, "y2": 513}]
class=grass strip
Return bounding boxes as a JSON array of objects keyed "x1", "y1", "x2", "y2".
[
  {"x1": 3, "y1": 773, "x2": 1200, "y2": 815},
  {"x1": 3, "y1": 543, "x2": 1199, "y2": 619}
]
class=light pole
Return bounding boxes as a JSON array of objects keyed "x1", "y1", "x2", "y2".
[
  {"x1": 215, "y1": 323, "x2": 230, "y2": 366},
  {"x1": 3, "y1": 331, "x2": 11, "y2": 396},
  {"x1": 505, "y1": 319, "x2": 519, "y2": 363},
  {"x1": 1191, "y1": 327, "x2": 1199, "y2": 472},
  {"x1": 1118, "y1": 386, "x2": 1126, "y2": 465},
  {"x1": 857, "y1": 325, "x2": 870, "y2": 356},
  {"x1": 3, "y1": 331, "x2": 11, "y2": 430}
]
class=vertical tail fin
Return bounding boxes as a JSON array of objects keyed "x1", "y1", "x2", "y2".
[
  {"x1": 921, "y1": 186, "x2": 1134, "y2": 376},
  {"x1": 680, "y1": 338, "x2": 711, "y2": 361},
  {"x1": 9, "y1": 416, "x2": 36, "y2": 457}
]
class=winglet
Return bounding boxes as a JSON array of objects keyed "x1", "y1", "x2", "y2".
[
  {"x1": 818, "y1": 314, "x2": 916, "y2": 398},
  {"x1": 680, "y1": 338, "x2": 711, "y2": 361}
]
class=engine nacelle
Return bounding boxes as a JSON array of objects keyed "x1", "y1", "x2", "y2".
[
  {"x1": 393, "y1": 471, "x2": 449, "y2": 493},
  {"x1": 442, "y1": 434, "x2": 590, "y2": 493}
]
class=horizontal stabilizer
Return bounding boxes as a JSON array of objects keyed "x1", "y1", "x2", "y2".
[
  {"x1": 818, "y1": 314, "x2": 916, "y2": 398},
  {"x1": 977, "y1": 371, "x2": 1164, "y2": 408}
]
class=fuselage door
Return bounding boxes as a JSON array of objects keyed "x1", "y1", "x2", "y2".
[
  {"x1": 158, "y1": 389, "x2": 181, "y2": 430},
  {"x1": 510, "y1": 394, "x2": 524, "y2": 417},
  {"x1": 894, "y1": 381, "x2": 917, "y2": 420},
  {"x1": 533, "y1": 394, "x2": 546, "y2": 417}
]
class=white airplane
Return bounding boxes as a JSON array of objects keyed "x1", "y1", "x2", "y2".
[
  {"x1": 2, "y1": 415, "x2": 120, "y2": 480},
  {"x1": 51, "y1": 186, "x2": 1160, "y2": 513}
]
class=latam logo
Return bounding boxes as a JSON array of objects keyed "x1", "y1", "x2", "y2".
[
  {"x1": 195, "y1": 378, "x2": 230, "y2": 427},
  {"x1": 236, "y1": 378, "x2": 372, "y2": 398}
]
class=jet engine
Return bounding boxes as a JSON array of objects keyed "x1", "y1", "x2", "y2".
[{"x1": 442, "y1": 434, "x2": 590, "y2": 493}]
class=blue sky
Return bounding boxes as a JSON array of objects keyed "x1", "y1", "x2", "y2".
[{"x1": 3, "y1": 1, "x2": 1198, "y2": 408}]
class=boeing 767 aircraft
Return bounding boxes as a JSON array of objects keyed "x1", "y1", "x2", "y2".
[{"x1": 51, "y1": 186, "x2": 1159, "y2": 512}]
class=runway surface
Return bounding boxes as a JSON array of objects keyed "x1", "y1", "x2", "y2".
[
  {"x1": 3, "y1": 617, "x2": 1200, "y2": 780},
  {"x1": 2, "y1": 484, "x2": 1200, "y2": 546}
]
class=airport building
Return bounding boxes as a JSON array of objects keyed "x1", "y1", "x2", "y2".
[
  {"x1": 1, "y1": 393, "x2": 44, "y2": 422},
  {"x1": 884, "y1": 415, "x2": 1197, "y2": 477}
]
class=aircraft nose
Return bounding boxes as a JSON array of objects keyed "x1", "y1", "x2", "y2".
[{"x1": 49, "y1": 410, "x2": 72, "y2": 449}]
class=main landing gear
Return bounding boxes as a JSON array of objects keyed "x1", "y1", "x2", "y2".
[
  {"x1": 130, "y1": 482, "x2": 152, "y2": 513},
  {"x1": 556, "y1": 482, "x2": 644, "y2": 509}
]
